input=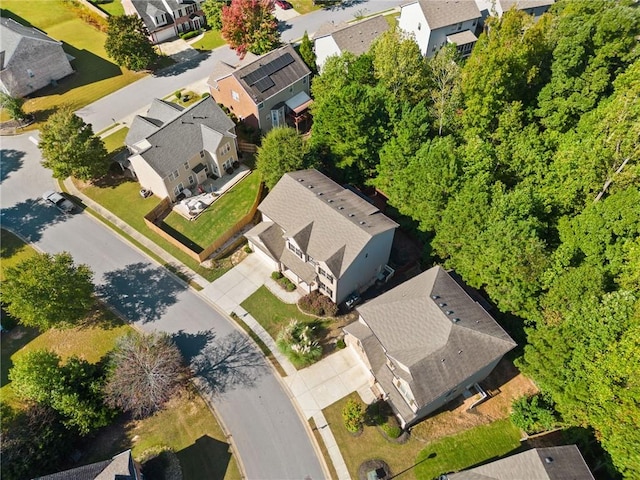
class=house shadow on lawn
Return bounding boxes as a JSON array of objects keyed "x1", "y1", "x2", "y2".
[
  {"x1": 177, "y1": 435, "x2": 232, "y2": 480},
  {"x1": 96, "y1": 262, "x2": 188, "y2": 323}
]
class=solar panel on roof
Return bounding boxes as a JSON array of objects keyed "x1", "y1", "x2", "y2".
[
  {"x1": 242, "y1": 68, "x2": 265, "y2": 85},
  {"x1": 254, "y1": 76, "x2": 275, "y2": 92},
  {"x1": 241, "y1": 52, "x2": 296, "y2": 86}
]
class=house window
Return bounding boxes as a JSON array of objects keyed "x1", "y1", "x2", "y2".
[
  {"x1": 289, "y1": 86, "x2": 293, "y2": 93},
  {"x1": 307, "y1": 255, "x2": 317, "y2": 266},
  {"x1": 200, "y1": 151, "x2": 205, "y2": 158},
  {"x1": 183, "y1": 162, "x2": 189, "y2": 170},
  {"x1": 287, "y1": 242, "x2": 303, "y2": 259},
  {"x1": 188, "y1": 175, "x2": 195, "y2": 184},
  {"x1": 258, "y1": 102, "x2": 264, "y2": 109},
  {"x1": 168, "y1": 169, "x2": 180, "y2": 181},
  {"x1": 417, "y1": 22, "x2": 421, "y2": 31},
  {"x1": 232, "y1": 90, "x2": 240, "y2": 101},
  {"x1": 318, "y1": 283, "x2": 332, "y2": 297},
  {"x1": 302, "y1": 77, "x2": 307, "y2": 84},
  {"x1": 456, "y1": 22, "x2": 462, "y2": 31},
  {"x1": 173, "y1": 183, "x2": 184, "y2": 196},
  {"x1": 220, "y1": 143, "x2": 231, "y2": 155}
]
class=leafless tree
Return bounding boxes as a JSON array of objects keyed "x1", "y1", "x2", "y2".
[{"x1": 104, "y1": 332, "x2": 191, "y2": 418}]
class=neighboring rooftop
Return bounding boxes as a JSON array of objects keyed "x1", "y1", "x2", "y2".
[
  {"x1": 355, "y1": 266, "x2": 516, "y2": 407},
  {"x1": 316, "y1": 15, "x2": 390, "y2": 56},
  {"x1": 35, "y1": 450, "x2": 138, "y2": 480},
  {"x1": 416, "y1": 0, "x2": 481, "y2": 28},
  {"x1": 257, "y1": 169, "x2": 398, "y2": 276},
  {"x1": 447, "y1": 445, "x2": 595, "y2": 480},
  {"x1": 0, "y1": 17, "x2": 61, "y2": 67},
  {"x1": 498, "y1": 0, "x2": 554, "y2": 11}
]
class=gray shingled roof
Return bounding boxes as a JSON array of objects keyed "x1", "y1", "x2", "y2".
[
  {"x1": 446, "y1": 29, "x2": 478, "y2": 45},
  {"x1": 128, "y1": 97, "x2": 236, "y2": 178},
  {"x1": 125, "y1": 99, "x2": 184, "y2": 147},
  {"x1": 447, "y1": 445, "x2": 595, "y2": 480},
  {"x1": 499, "y1": 0, "x2": 554, "y2": 11},
  {"x1": 35, "y1": 450, "x2": 137, "y2": 480},
  {"x1": 0, "y1": 18, "x2": 60, "y2": 68},
  {"x1": 257, "y1": 170, "x2": 398, "y2": 276},
  {"x1": 328, "y1": 15, "x2": 390, "y2": 56},
  {"x1": 131, "y1": 0, "x2": 174, "y2": 32},
  {"x1": 417, "y1": 0, "x2": 481, "y2": 29},
  {"x1": 356, "y1": 266, "x2": 515, "y2": 408},
  {"x1": 232, "y1": 44, "x2": 311, "y2": 104}
]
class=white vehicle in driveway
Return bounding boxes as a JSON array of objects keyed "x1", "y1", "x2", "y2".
[{"x1": 42, "y1": 190, "x2": 75, "y2": 214}]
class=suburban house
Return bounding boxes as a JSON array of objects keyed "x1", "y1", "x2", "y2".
[
  {"x1": 125, "y1": 96, "x2": 238, "y2": 201},
  {"x1": 125, "y1": 0, "x2": 206, "y2": 44},
  {"x1": 207, "y1": 44, "x2": 312, "y2": 132},
  {"x1": 245, "y1": 169, "x2": 398, "y2": 304},
  {"x1": 35, "y1": 449, "x2": 141, "y2": 479},
  {"x1": 344, "y1": 266, "x2": 516, "y2": 428},
  {"x1": 0, "y1": 17, "x2": 74, "y2": 98},
  {"x1": 475, "y1": 0, "x2": 554, "y2": 19},
  {"x1": 399, "y1": 0, "x2": 482, "y2": 57},
  {"x1": 313, "y1": 15, "x2": 390, "y2": 72},
  {"x1": 445, "y1": 445, "x2": 595, "y2": 479}
]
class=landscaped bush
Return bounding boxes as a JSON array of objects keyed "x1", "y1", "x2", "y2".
[
  {"x1": 201, "y1": 92, "x2": 210, "y2": 98},
  {"x1": 511, "y1": 393, "x2": 561, "y2": 434},
  {"x1": 276, "y1": 319, "x2": 322, "y2": 368},
  {"x1": 271, "y1": 271, "x2": 296, "y2": 291},
  {"x1": 381, "y1": 420, "x2": 402, "y2": 439},
  {"x1": 243, "y1": 245, "x2": 252, "y2": 254},
  {"x1": 298, "y1": 291, "x2": 338, "y2": 317},
  {"x1": 342, "y1": 398, "x2": 364, "y2": 433},
  {"x1": 179, "y1": 29, "x2": 201, "y2": 40},
  {"x1": 271, "y1": 271, "x2": 283, "y2": 280},
  {"x1": 175, "y1": 90, "x2": 182, "y2": 99},
  {"x1": 336, "y1": 337, "x2": 346, "y2": 349}
]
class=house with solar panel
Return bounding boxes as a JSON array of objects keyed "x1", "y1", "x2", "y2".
[
  {"x1": 245, "y1": 169, "x2": 398, "y2": 304},
  {"x1": 344, "y1": 266, "x2": 516, "y2": 428},
  {"x1": 207, "y1": 45, "x2": 312, "y2": 133},
  {"x1": 399, "y1": 0, "x2": 482, "y2": 57},
  {"x1": 313, "y1": 15, "x2": 390, "y2": 72}
]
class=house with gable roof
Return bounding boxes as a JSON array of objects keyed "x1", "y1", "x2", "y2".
[
  {"x1": 445, "y1": 444, "x2": 595, "y2": 480},
  {"x1": 34, "y1": 449, "x2": 140, "y2": 480},
  {"x1": 313, "y1": 15, "x2": 390, "y2": 72},
  {"x1": 0, "y1": 17, "x2": 74, "y2": 98},
  {"x1": 475, "y1": 0, "x2": 554, "y2": 20},
  {"x1": 125, "y1": 0, "x2": 206, "y2": 44},
  {"x1": 125, "y1": 96, "x2": 238, "y2": 201},
  {"x1": 245, "y1": 169, "x2": 398, "y2": 304},
  {"x1": 207, "y1": 44, "x2": 312, "y2": 132},
  {"x1": 399, "y1": 0, "x2": 482, "y2": 57},
  {"x1": 344, "y1": 266, "x2": 516, "y2": 428}
]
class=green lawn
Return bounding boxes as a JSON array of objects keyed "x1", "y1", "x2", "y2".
[
  {"x1": 102, "y1": 126, "x2": 129, "y2": 153},
  {"x1": 324, "y1": 393, "x2": 522, "y2": 480},
  {"x1": 77, "y1": 179, "x2": 232, "y2": 282},
  {"x1": 191, "y1": 29, "x2": 226, "y2": 50},
  {"x1": 385, "y1": 12, "x2": 399, "y2": 28},
  {"x1": 290, "y1": 0, "x2": 321, "y2": 15},
  {"x1": 90, "y1": 0, "x2": 124, "y2": 16},
  {"x1": 163, "y1": 171, "x2": 261, "y2": 250},
  {"x1": 240, "y1": 285, "x2": 317, "y2": 340},
  {"x1": 1, "y1": 0, "x2": 144, "y2": 127}
]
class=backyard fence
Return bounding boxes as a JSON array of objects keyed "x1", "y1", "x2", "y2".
[
  {"x1": 143, "y1": 179, "x2": 264, "y2": 264},
  {"x1": 237, "y1": 141, "x2": 258, "y2": 153}
]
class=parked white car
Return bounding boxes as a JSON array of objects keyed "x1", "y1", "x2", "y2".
[{"x1": 42, "y1": 190, "x2": 75, "y2": 214}]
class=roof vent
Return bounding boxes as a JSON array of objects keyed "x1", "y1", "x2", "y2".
[
  {"x1": 328, "y1": 199, "x2": 334, "y2": 203},
  {"x1": 545, "y1": 457, "x2": 554, "y2": 464},
  {"x1": 298, "y1": 178, "x2": 304, "y2": 182},
  {"x1": 458, "y1": 350, "x2": 463, "y2": 354},
  {"x1": 317, "y1": 192, "x2": 323, "y2": 196},
  {"x1": 349, "y1": 213, "x2": 355, "y2": 217},
  {"x1": 446, "y1": 310, "x2": 454, "y2": 315},
  {"x1": 441, "y1": 358, "x2": 445, "y2": 362},
  {"x1": 438, "y1": 303, "x2": 447, "y2": 307},
  {"x1": 359, "y1": 221, "x2": 366, "y2": 225},
  {"x1": 308, "y1": 184, "x2": 313, "y2": 189},
  {"x1": 452, "y1": 318, "x2": 460, "y2": 323},
  {"x1": 338, "y1": 206, "x2": 344, "y2": 210},
  {"x1": 431, "y1": 295, "x2": 439, "y2": 300}
]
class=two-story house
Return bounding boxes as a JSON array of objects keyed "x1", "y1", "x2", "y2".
[
  {"x1": 245, "y1": 170, "x2": 398, "y2": 304},
  {"x1": 313, "y1": 15, "x2": 390, "y2": 72},
  {"x1": 127, "y1": 0, "x2": 205, "y2": 44},
  {"x1": 125, "y1": 96, "x2": 238, "y2": 201},
  {"x1": 399, "y1": 0, "x2": 482, "y2": 57},
  {"x1": 344, "y1": 266, "x2": 516, "y2": 428},
  {"x1": 0, "y1": 18, "x2": 74, "y2": 98},
  {"x1": 207, "y1": 44, "x2": 312, "y2": 133}
]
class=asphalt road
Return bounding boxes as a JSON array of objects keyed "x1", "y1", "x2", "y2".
[
  {"x1": 77, "y1": 0, "x2": 404, "y2": 132},
  {"x1": 0, "y1": 134, "x2": 325, "y2": 479}
]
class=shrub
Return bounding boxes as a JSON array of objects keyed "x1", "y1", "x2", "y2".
[
  {"x1": 336, "y1": 338, "x2": 346, "y2": 349},
  {"x1": 282, "y1": 278, "x2": 296, "y2": 291},
  {"x1": 298, "y1": 291, "x2": 338, "y2": 317},
  {"x1": 276, "y1": 319, "x2": 322, "y2": 368},
  {"x1": 381, "y1": 422, "x2": 402, "y2": 439},
  {"x1": 201, "y1": 92, "x2": 210, "y2": 98},
  {"x1": 271, "y1": 271, "x2": 283, "y2": 280},
  {"x1": 342, "y1": 398, "x2": 364, "y2": 433},
  {"x1": 244, "y1": 245, "x2": 252, "y2": 254},
  {"x1": 175, "y1": 90, "x2": 182, "y2": 99},
  {"x1": 511, "y1": 394, "x2": 561, "y2": 434},
  {"x1": 226, "y1": 167, "x2": 234, "y2": 175},
  {"x1": 180, "y1": 29, "x2": 201, "y2": 40}
]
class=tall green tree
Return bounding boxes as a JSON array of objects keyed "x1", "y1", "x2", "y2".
[
  {"x1": 257, "y1": 127, "x2": 314, "y2": 189},
  {"x1": 427, "y1": 44, "x2": 462, "y2": 136},
  {"x1": 39, "y1": 108, "x2": 109, "y2": 180},
  {"x1": 201, "y1": 0, "x2": 229, "y2": 29},
  {"x1": 221, "y1": 0, "x2": 279, "y2": 58},
  {"x1": 0, "y1": 92, "x2": 26, "y2": 121},
  {"x1": 105, "y1": 15, "x2": 158, "y2": 71},
  {"x1": 2, "y1": 252, "x2": 94, "y2": 331},
  {"x1": 299, "y1": 31, "x2": 317, "y2": 73}
]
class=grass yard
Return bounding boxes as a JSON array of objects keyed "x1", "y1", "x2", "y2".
[
  {"x1": 385, "y1": 12, "x2": 399, "y2": 28},
  {"x1": 240, "y1": 285, "x2": 317, "y2": 340},
  {"x1": 77, "y1": 178, "x2": 232, "y2": 282},
  {"x1": 191, "y1": 29, "x2": 226, "y2": 51},
  {"x1": 324, "y1": 393, "x2": 522, "y2": 480},
  {"x1": 163, "y1": 171, "x2": 261, "y2": 250},
  {"x1": 289, "y1": 0, "x2": 321, "y2": 15},
  {"x1": 90, "y1": 0, "x2": 125, "y2": 16},
  {"x1": 102, "y1": 126, "x2": 129, "y2": 153},
  {"x1": 1, "y1": 0, "x2": 144, "y2": 127}
]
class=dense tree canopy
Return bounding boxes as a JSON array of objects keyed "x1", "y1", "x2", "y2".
[
  {"x1": 257, "y1": 127, "x2": 314, "y2": 189},
  {"x1": 105, "y1": 15, "x2": 157, "y2": 71},
  {"x1": 0, "y1": 92, "x2": 26, "y2": 121},
  {"x1": 299, "y1": 31, "x2": 316, "y2": 73},
  {"x1": 201, "y1": 0, "x2": 229, "y2": 30},
  {"x1": 2, "y1": 252, "x2": 95, "y2": 331},
  {"x1": 308, "y1": 1, "x2": 640, "y2": 475},
  {"x1": 221, "y1": 0, "x2": 279, "y2": 58},
  {"x1": 39, "y1": 108, "x2": 109, "y2": 180}
]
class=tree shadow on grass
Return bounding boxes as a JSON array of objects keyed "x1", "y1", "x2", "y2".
[
  {"x1": 96, "y1": 262, "x2": 187, "y2": 323},
  {"x1": 177, "y1": 435, "x2": 232, "y2": 480},
  {"x1": 191, "y1": 331, "x2": 268, "y2": 397},
  {"x1": 0, "y1": 149, "x2": 25, "y2": 185},
  {"x1": 0, "y1": 198, "x2": 71, "y2": 243}
]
